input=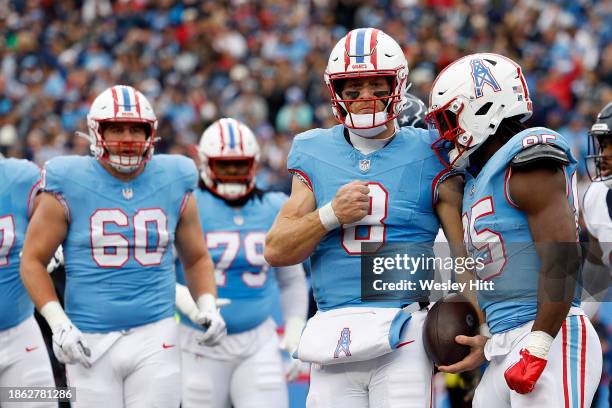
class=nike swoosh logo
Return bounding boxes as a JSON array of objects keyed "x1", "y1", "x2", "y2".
[
  {"x1": 162, "y1": 343, "x2": 175, "y2": 349},
  {"x1": 25, "y1": 346, "x2": 38, "y2": 352},
  {"x1": 396, "y1": 340, "x2": 415, "y2": 349}
]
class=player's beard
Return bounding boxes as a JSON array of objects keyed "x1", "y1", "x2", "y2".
[{"x1": 345, "y1": 112, "x2": 388, "y2": 138}]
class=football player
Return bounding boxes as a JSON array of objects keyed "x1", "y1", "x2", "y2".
[
  {"x1": 265, "y1": 28, "x2": 465, "y2": 407},
  {"x1": 398, "y1": 92, "x2": 428, "y2": 129},
  {"x1": 174, "y1": 118, "x2": 308, "y2": 408},
  {"x1": 582, "y1": 102, "x2": 612, "y2": 315},
  {"x1": 20, "y1": 85, "x2": 226, "y2": 408},
  {"x1": 427, "y1": 54, "x2": 603, "y2": 407},
  {"x1": 0, "y1": 156, "x2": 56, "y2": 408}
]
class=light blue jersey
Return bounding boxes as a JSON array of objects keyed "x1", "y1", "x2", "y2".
[
  {"x1": 462, "y1": 128, "x2": 580, "y2": 334},
  {"x1": 0, "y1": 159, "x2": 40, "y2": 330},
  {"x1": 287, "y1": 125, "x2": 451, "y2": 311},
  {"x1": 42, "y1": 155, "x2": 197, "y2": 333},
  {"x1": 176, "y1": 189, "x2": 286, "y2": 335}
]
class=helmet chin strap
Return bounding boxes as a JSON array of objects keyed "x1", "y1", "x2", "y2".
[
  {"x1": 344, "y1": 112, "x2": 389, "y2": 138},
  {"x1": 449, "y1": 147, "x2": 470, "y2": 169}
]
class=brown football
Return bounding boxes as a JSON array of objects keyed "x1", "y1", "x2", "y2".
[{"x1": 422, "y1": 293, "x2": 479, "y2": 366}]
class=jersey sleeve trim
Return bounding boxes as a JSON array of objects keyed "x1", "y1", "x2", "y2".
[
  {"x1": 50, "y1": 192, "x2": 71, "y2": 223},
  {"x1": 289, "y1": 168, "x2": 313, "y2": 192},
  {"x1": 503, "y1": 167, "x2": 519, "y2": 208},
  {"x1": 431, "y1": 168, "x2": 462, "y2": 207},
  {"x1": 26, "y1": 179, "x2": 42, "y2": 219},
  {"x1": 179, "y1": 191, "x2": 191, "y2": 218}
]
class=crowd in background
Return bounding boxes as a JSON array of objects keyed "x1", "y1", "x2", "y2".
[
  {"x1": 0, "y1": 0, "x2": 610, "y2": 193},
  {"x1": 1, "y1": 1, "x2": 610, "y2": 407}
]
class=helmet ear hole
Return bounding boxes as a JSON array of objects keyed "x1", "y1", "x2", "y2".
[{"x1": 475, "y1": 102, "x2": 493, "y2": 116}]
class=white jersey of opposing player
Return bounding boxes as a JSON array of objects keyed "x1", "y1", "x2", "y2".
[{"x1": 583, "y1": 181, "x2": 612, "y2": 266}]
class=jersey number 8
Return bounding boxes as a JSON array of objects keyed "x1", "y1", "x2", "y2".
[{"x1": 341, "y1": 183, "x2": 388, "y2": 255}]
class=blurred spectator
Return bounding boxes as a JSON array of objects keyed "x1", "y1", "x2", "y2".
[{"x1": 276, "y1": 86, "x2": 314, "y2": 135}]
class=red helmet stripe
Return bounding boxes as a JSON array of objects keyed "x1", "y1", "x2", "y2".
[
  {"x1": 110, "y1": 87, "x2": 120, "y2": 117},
  {"x1": 344, "y1": 31, "x2": 352, "y2": 71},
  {"x1": 132, "y1": 88, "x2": 142, "y2": 116},
  {"x1": 369, "y1": 28, "x2": 379, "y2": 70},
  {"x1": 235, "y1": 120, "x2": 245, "y2": 154},
  {"x1": 217, "y1": 119, "x2": 226, "y2": 153},
  {"x1": 516, "y1": 67, "x2": 529, "y2": 100}
]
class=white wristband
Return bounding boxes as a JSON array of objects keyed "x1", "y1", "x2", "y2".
[
  {"x1": 40, "y1": 301, "x2": 70, "y2": 332},
  {"x1": 318, "y1": 202, "x2": 341, "y2": 231},
  {"x1": 196, "y1": 293, "x2": 217, "y2": 314},
  {"x1": 525, "y1": 330, "x2": 554, "y2": 359}
]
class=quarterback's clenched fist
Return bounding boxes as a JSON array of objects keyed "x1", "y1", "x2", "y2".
[{"x1": 332, "y1": 181, "x2": 371, "y2": 225}]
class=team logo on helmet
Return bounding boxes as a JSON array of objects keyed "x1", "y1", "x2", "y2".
[{"x1": 470, "y1": 59, "x2": 501, "y2": 98}]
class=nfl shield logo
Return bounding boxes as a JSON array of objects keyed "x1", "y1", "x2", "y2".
[
  {"x1": 122, "y1": 188, "x2": 133, "y2": 200},
  {"x1": 359, "y1": 159, "x2": 370, "y2": 173}
]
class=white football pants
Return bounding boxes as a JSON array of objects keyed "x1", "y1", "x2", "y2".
[
  {"x1": 0, "y1": 316, "x2": 56, "y2": 408},
  {"x1": 66, "y1": 317, "x2": 180, "y2": 408},
  {"x1": 473, "y1": 310, "x2": 602, "y2": 408},
  {"x1": 179, "y1": 318, "x2": 287, "y2": 408},
  {"x1": 306, "y1": 308, "x2": 433, "y2": 408}
]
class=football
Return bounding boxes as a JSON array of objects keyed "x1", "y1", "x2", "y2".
[{"x1": 422, "y1": 293, "x2": 479, "y2": 366}]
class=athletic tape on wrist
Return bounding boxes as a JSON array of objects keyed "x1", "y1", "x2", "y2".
[{"x1": 318, "y1": 202, "x2": 340, "y2": 231}]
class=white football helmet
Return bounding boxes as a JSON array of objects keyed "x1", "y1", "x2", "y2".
[
  {"x1": 324, "y1": 28, "x2": 409, "y2": 132},
  {"x1": 198, "y1": 118, "x2": 260, "y2": 200},
  {"x1": 87, "y1": 85, "x2": 158, "y2": 173},
  {"x1": 426, "y1": 53, "x2": 532, "y2": 169}
]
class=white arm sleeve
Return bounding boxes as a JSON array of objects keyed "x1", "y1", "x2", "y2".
[
  {"x1": 175, "y1": 283, "x2": 199, "y2": 323},
  {"x1": 274, "y1": 263, "x2": 308, "y2": 320}
]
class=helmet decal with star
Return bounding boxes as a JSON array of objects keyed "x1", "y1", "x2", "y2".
[{"x1": 586, "y1": 102, "x2": 612, "y2": 187}]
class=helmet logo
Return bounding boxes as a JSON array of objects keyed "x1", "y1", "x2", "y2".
[{"x1": 470, "y1": 59, "x2": 501, "y2": 98}]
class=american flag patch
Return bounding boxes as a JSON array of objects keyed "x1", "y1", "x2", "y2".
[{"x1": 512, "y1": 85, "x2": 523, "y2": 94}]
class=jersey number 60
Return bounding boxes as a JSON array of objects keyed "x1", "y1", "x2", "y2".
[{"x1": 90, "y1": 209, "x2": 169, "y2": 267}]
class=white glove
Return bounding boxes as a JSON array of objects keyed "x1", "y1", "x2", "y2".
[
  {"x1": 40, "y1": 301, "x2": 91, "y2": 368},
  {"x1": 279, "y1": 316, "x2": 305, "y2": 354},
  {"x1": 46, "y1": 245, "x2": 64, "y2": 273},
  {"x1": 175, "y1": 283, "x2": 231, "y2": 323},
  {"x1": 279, "y1": 316, "x2": 305, "y2": 381},
  {"x1": 195, "y1": 294, "x2": 227, "y2": 347},
  {"x1": 52, "y1": 322, "x2": 92, "y2": 368}
]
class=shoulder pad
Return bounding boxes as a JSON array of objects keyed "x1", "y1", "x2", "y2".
[{"x1": 511, "y1": 144, "x2": 569, "y2": 167}]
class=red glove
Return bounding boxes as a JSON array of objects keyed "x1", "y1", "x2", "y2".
[{"x1": 504, "y1": 348, "x2": 547, "y2": 394}]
